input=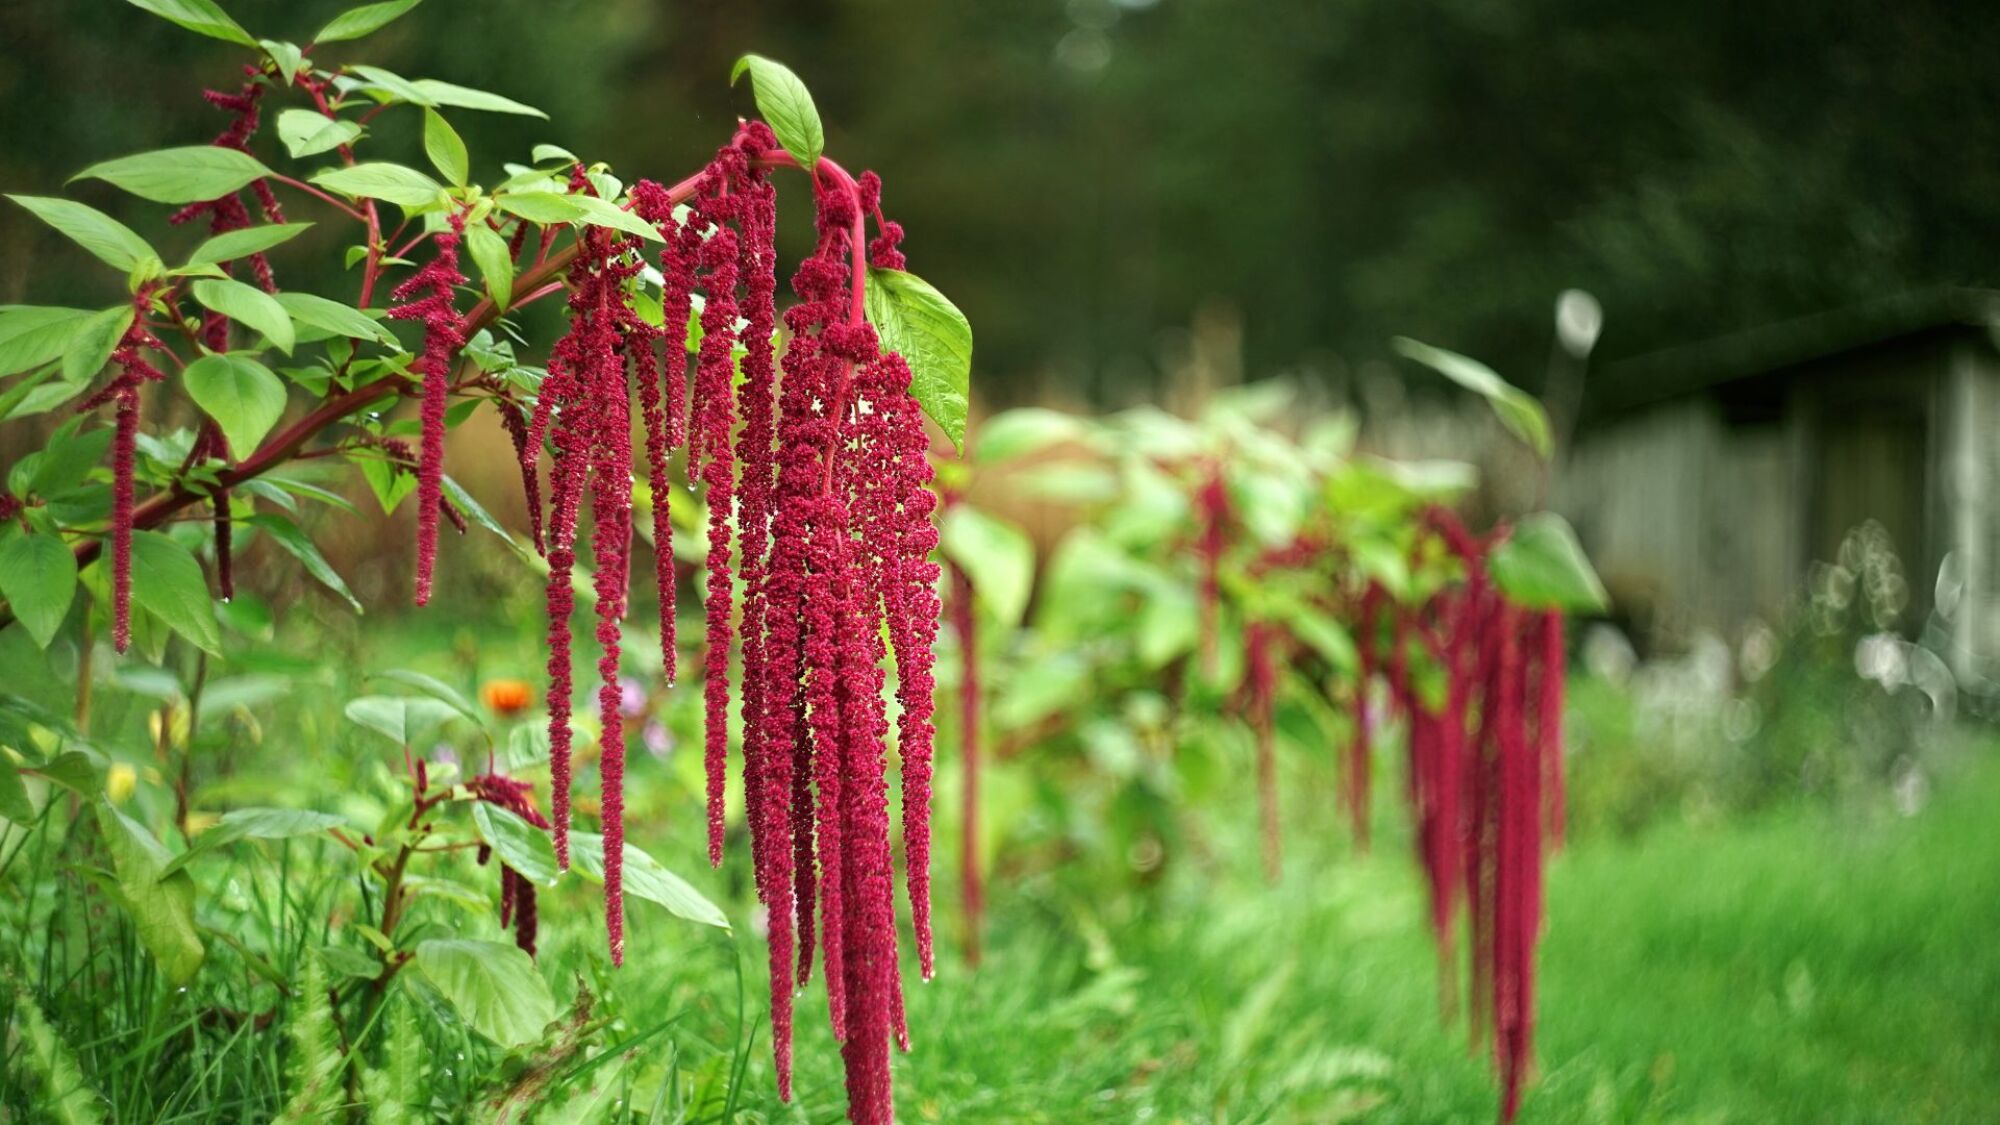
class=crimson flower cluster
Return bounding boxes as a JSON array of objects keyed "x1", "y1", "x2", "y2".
[
  {"x1": 384, "y1": 212, "x2": 468, "y2": 608},
  {"x1": 468, "y1": 772, "x2": 551, "y2": 956},
  {"x1": 1351, "y1": 506, "x2": 1567, "y2": 1124},
  {"x1": 466, "y1": 126, "x2": 945, "y2": 1125},
  {"x1": 83, "y1": 288, "x2": 167, "y2": 654}
]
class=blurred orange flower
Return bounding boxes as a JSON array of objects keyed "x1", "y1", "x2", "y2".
[{"x1": 481, "y1": 679, "x2": 534, "y2": 717}]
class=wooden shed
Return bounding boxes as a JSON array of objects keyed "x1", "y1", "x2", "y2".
[{"x1": 1559, "y1": 289, "x2": 2000, "y2": 677}]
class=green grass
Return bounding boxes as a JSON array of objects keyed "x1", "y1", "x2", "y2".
[
  {"x1": 696, "y1": 750, "x2": 2000, "y2": 1123},
  {"x1": 8, "y1": 596, "x2": 1998, "y2": 1122}
]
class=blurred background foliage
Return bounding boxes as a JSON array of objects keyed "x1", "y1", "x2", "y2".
[{"x1": 7, "y1": 0, "x2": 2000, "y2": 406}]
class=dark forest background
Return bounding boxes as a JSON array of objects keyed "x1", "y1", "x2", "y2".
[{"x1": 4, "y1": 0, "x2": 1996, "y2": 406}]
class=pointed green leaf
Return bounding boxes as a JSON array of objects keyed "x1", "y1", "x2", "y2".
[
  {"x1": 864, "y1": 267, "x2": 972, "y2": 449},
  {"x1": 569, "y1": 195, "x2": 663, "y2": 243},
  {"x1": 343, "y1": 695, "x2": 458, "y2": 745},
  {"x1": 159, "y1": 806, "x2": 346, "y2": 876},
  {"x1": 495, "y1": 191, "x2": 584, "y2": 224},
  {"x1": 130, "y1": 531, "x2": 222, "y2": 655},
  {"x1": 244, "y1": 513, "x2": 361, "y2": 611},
  {"x1": 75, "y1": 146, "x2": 272, "y2": 205},
  {"x1": 0, "y1": 533, "x2": 78, "y2": 648},
  {"x1": 471, "y1": 803, "x2": 558, "y2": 887},
  {"x1": 346, "y1": 64, "x2": 435, "y2": 106},
  {"x1": 259, "y1": 39, "x2": 305, "y2": 85},
  {"x1": 464, "y1": 223, "x2": 512, "y2": 310},
  {"x1": 569, "y1": 832, "x2": 729, "y2": 929},
  {"x1": 314, "y1": 0, "x2": 422, "y2": 43},
  {"x1": 409, "y1": 79, "x2": 545, "y2": 118},
  {"x1": 1489, "y1": 512, "x2": 1609, "y2": 613},
  {"x1": 190, "y1": 278, "x2": 294, "y2": 355},
  {"x1": 60, "y1": 306, "x2": 133, "y2": 385},
  {"x1": 94, "y1": 796, "x2": 206, "y2": 985},
  {"x1": 1391, "y1": 337, "x2": 1553, "y2": 459},
  {"x1": 421, "y1": 109, "x2": 468, "y2": 186},
  {"x1": 187, "y1": 222, "x2": 313, "y2": 267},
  {"x1": 729, "y1": 54, "x2": 823, "y2": 171},
  {"x1": 122, "y1": 0, "x2": 255, "y2": 46},
  {"x1": 311, "y1": 162, "x2": 445, "y2": 208},
  {"x1": 273, "y1": 291, "x2": 396, "y2": 346},
  {"x1": 275, "y1": 109, "x2": 361, "y2": 160},
  {"x1": 412, "y1": 939, "x2": 557, "y2": 1048},
  {"x1": 183, "y1": 352, "x2": 286, "y2": 452},
  {"x1": 7, "y1": 195, "x2": 156, "y2": 271},
  {"x1": 0, "y1": 307, "x2": 98, "y2": 379}
]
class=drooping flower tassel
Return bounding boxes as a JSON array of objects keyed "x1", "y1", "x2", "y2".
[
  {"x1": 385, "y1": 212, "x2": 468, "y2": 606},
  {"x1": 81, "y1": 290, "x2": 167, "y2": 654}
]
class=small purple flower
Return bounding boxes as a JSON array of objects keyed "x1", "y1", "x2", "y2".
[
  {"x1": 620, "y1": 676, "x2": 648, "y2": 718},
  {"x1": 643, "y1": 719, "x2": 673, "y2": 759}
]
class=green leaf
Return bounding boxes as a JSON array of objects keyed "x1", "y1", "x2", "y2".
[
  {"x1": 464, "y1": 223, "x2": 512, "y2": 310},
  {"x1": 0, "y1": 307, "x2": 98, "y2": 379},
  {"x1": 259, "y1": 39, "x2": 305, "y2": 85},
  {"x1": 314, "y1": 0, "x2": 422, "y2": 43},
  {"x1": 31, "y1": 752, "x2": 101, "y2": 796},
  {"x1": 275, "y1": 109, "x2": 361, "y2": 160},
  {"x1": 61, "y1": 306, "x2": 135, "y2": 386},
  {"x1": 343, "y1": 695, "x2": 459, "y2": 745},
  {"x1": 504, "y1": 724, "x2": 550, "y2": 770},
  {"x1": 7, "y1": 195, "x2": 156, "y2": 271},
  {"x1": 940, "y1": 506, "x2": 1035, "y2": 628},
  {"x1": 159, "y1": 806, "x2": 347, "y2": 877},
  {"x1": 569, "y1": 195, "x2": 664, "y2": 243},
  {"x1": 355, "y1": 450, "x2": 416, "y2": 513},
  {"x1": 187, "y1": 222, "x2": 313, "y2": 267},
  {"x1": 182, "y1": 352, "x2": 286, "y2": 451},
  {"x1": 13, "y1": 420, "x2": 112, "y2": 498},
  {"x1": 129, "y1": 531, "x2": 222, "y2": 655},
  {"x1": 75, "y1": 146, "x2": 272, "y2": 206},
  {"x1": 273, "y1": 292, "x2": 396, "y2": 346},
  {"x1": 471, "y1": 803, "x2": 558, "y2": 887},
  {"x1": 94, "y1": 797, "x2": 206, "y2": 985},
  {"x1": 0, "y1": 756, "x2": 30, "y2": 823},
  {"x1": 0, "y1": 533, "x2": 78, "y2": 648},
  {"x1": 972, "y1": 407, "x2": 1086, "y2": 465},
  {"x1": 0, "y1": 368, "x2": 59, "y2": 423},
  {"x1": 569, "y1": 832, "x2": 729, "y2": 929},
  {"x1": 408, "y1": 79, "x2": 545, "y2": 118},
  {"x1": 370, "y1": 668, "x2": 480, "y2": 723},
  {"x1": 241, "y1": 514, "x2": 359, "y2": 610},
  {"x1": 864, "y1": 267, "x2": 973, "y2": 449},
  {"x1": 412, "y1": 939, "x2": 558, "y2": 1048},
  {"x1": 494, "y1": 192, "x2": 584, "y2": 225},
  {"x1": 311, "y1": 163, "x2": 445, "y2": 208},
  {"x1": 1391, "y1": 337, "x2": 1553, "y2": 459},
  {"x1": 421, "y1": 109, "x2": 468, "y2": 186},
  {"x1": 1488, "y1": 512, "x2": 1609, "y2": 613},
  {"x1": 188, "y1": 282, "x2": 291, "y2": 359},
  {"x1": 729, "y1": 55, "x2": 823, "y2": 171},
  {"x1": 346, "y1": 64, "x2": 435, "y2": 106},
  {"x1": 122, "y1": 0, "x2": 255, "y2": 46}
]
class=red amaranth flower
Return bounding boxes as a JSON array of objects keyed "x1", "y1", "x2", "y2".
[
  {"x1": 690, "y1": 207, "x2": 742, "y2": 868},
  {"x1": 385, "y1": 212, "x2": 469, "y2": 607},
  {"x1": 1244, "y1": 620, "x2": 1282, "y2": 881},
  {"x1": 80, "y1": 288, "x2": 168, "y2": 654}
]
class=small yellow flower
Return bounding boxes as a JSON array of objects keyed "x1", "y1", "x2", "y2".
[{"x1": 106, "y1": 762, "x2": 137, "y2": 805}]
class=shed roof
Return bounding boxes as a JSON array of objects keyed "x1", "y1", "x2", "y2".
[{"x1": 1587, "y1": 288, "x2": 2000, "y2": 416}]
